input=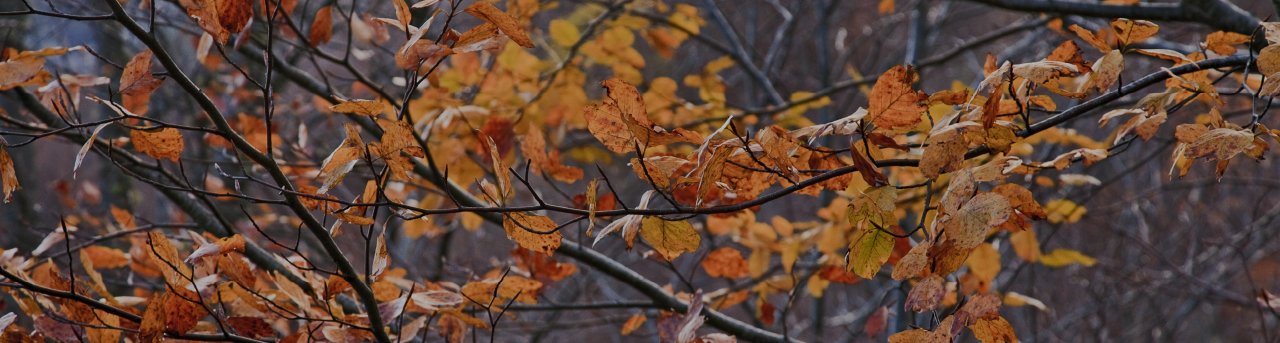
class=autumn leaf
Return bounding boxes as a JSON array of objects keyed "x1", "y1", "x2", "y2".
[
  {"x1": 1081, "y1": 50, "x2": 1124, "y2": 93},
  {"x1": 1039, "y1": 248, "x2": 1097, "y2": 267},
  {"x1": 620, "y1": 313, "x2": 646, "y2": 335},
  {"x1": 464, "y1": 1, "x2": 534, "y2": 48},
  {"x1": 945, "y1": 192, "x2": 1012, "y2": 250},
  {"x1": 0, "y1": 148, "x2": 18, "y2": 203},
  {"x1": 308, "y1": 6, "x2": 334, "y2": 46},
  {"x1": 867, "y1": 65, "x2": 927, "y2": 129},
  {"x1": 846, "y1": 220, "x2": 895, "y2": 279},
  {"x1": 120, "y1": 50, "x2": 165, "y2": 97},
  {"x1": 227, "y1": 317, "x2": 276, "y2": 339},
  {"x1": 1110, "y1": 19, "x2": 1158, "y2": 46},
  {"x1": 146, "y1": 232, "x2": 192, "y2": 287},
  {"x1": 970, "y1": 316, "x2": 1018, "y2": 343},
  {"x1": 639, "y1": 217, "x2": 700, "y2": 260},
  {"x1": 905, "y1": 274, "x2": 945, "y2": 312},
  {"x1": 701, "y1": 247, "x2": 749, "y2": 278},
  {"x1": 137, "y1": 292, "x2": 167, "y2": 343},
  {"x1": 1183, "y1": 128, "x2": 1254, "y2": 161},
  {"x1": 131, "y1": 127, "x2": 184, "y2": 162},
  {"x1": 502, "y1": 212, "x2": 563, "y2": 256}
]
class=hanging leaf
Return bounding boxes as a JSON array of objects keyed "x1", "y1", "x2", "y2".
[{"x1": 639, "y1": 217, "x2": 700, "y2": 260}]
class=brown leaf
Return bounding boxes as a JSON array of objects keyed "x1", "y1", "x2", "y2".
[
  {"x1": 131, "y1": 128, "x2": 184, "y2": 162},
  {"x1": 464, "y1": 1, "x2": 533, "y2": 48},
  {"x1": 864, "y1": 306, "x2": 889, "y2": 338},
  {"x1": 850, "y1": 142, "x2": 888, "y2": 186},
  {"x1": 0, "y1": 148, "x2": 18, "y2": 203},
  {"x1": 892, "y1": 242, "x2": 930, "y2": 281},
  {"x1": 905, "y1": 274, "x2": 946, "y2": 312},
  {"x1": 309, "y1": 6, "x2": 334, "y2": 46},
  {"x1": 1081, "y1": 50, "x2": 1124, "y2": 93},
  {"x1": 1184, "y1": 128, "x2": 1254, "y2": 161},
  {"x1": 502, "y1": 212, "x2": 563, "y2": 256},
  {"x1": 969, "y1": 316, "x2": 1018, "y2": 343},
  {"x1": 137, "y1": 292, "x2": 167, "y2": 343},
  {"x1": 868, "y1": 65, "x2": 927, "y2": 129},
  {"x1": 947, "y1": 192, "x2": 1012, "y2": 250},
  {"x1": 164, "y1": 288, "x2": 207, "y2": 335},
  {"x1": 919, "y1": 138, "x2": 967, "y2": 179},
  {"x1": 227, "y1": 317, "x2": 276, "y2": 339},
  {"x1": 120, "y1": 50, "x2": 165, "y2": 97},
  {"x1": 701, "y1": 247, "x2": 749, "y2": 278},
  {"x1": 217, "y1": 0, "x2": 253, "y2": 34}
]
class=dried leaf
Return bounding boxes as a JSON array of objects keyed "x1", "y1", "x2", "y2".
[
  {"x1": 308, "y1": 6, "x2": 334, "y2": 46},
  {"x1": 1110, "y1": 19, "x2": 1158, "y2": 45},
  {"x1": 147, "y1": 232, "x2": 193, "y2": 287},
  {"x1": 73, "y1": 123, "x2": 109, "y2": 179},
  {"x1": 464, "y1": 1, "x2": 533, "y2": 48},
  {"x1": 0, "y1": 148, "x2": 18, "y2": 203},
  {"x1": 131, "y1": 128, "x2": 184, "y2": 162},
  {"x1": 701, "y1": 247, "x2": 749, "y2": 278},
  {"x1": 905, "y1": 274, "x2": 945, "y2": 312},
  {"x1": 639, "y1": 217, "x2": 700, "y2": 260},
  {"x1": 502, "y1": 212, "x2": 563, "y2": 256},
  {"x1": 868, "y1": 65, "x2": 927, "y2": 129},
  {"x1": 947, "y1": 193, "x2": 1012, "y2": 250},
  {"x1": 1183, "y1": 128, "x2": 1254, "y2": 161},
  {"x1": 120, "y1": 50, "x2": 165, "y2": 97}
]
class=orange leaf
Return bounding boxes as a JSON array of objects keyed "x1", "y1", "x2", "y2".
[
  {"x1": 120, "y1": 50, "x2": 165, "y2": 97},
  {"x1": 82, "y1": 246, "x2": 130, "y2": 269},
  {"x1": 309, "y1": 6, "x2": 334, "y2": 46},
  {"x1": 620, "y1": 313, "x2": 646, "y2": 335},
  {"x1": 502, "y1": 212, "x2": 563, "y2": 256},
  {"x1": 164, "y1": 288, "x2": 207, "y2": 335},
  {"x1": 0, "y1": 148, "x2": 17, "y2": 203},
  {"x1": 131, "y1": 128, "x2": 184, "y2": 162},
  {"x1": 463, "y1": 1, "x2": 533, "y2": 48},
  {"x1": 137, "y1": 292, "x2": 167, "y2": 343},
  {"x1": 701, "y1": 247, "x2": 749, "y2": 278},
  {"x1": 868, "y1": 65, "x2": 927, "y2": 129}
]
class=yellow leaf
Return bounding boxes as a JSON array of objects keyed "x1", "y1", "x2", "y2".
[
  {"x1": 965, "y1": 243, "x2": 1001, "y2": 283},
  {"x1": 1039, "y1": 248, "x2": 1096, "y2": 267},
  {"x1": 1009, "y1": 229, "x2": 1041, "y2": 262},
  {"x1": 640, "y1": 217, "x2": 700, "y2": 260},
  {"x1": 549, "y1": 19, "x2": 580, "y2": 47}
]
